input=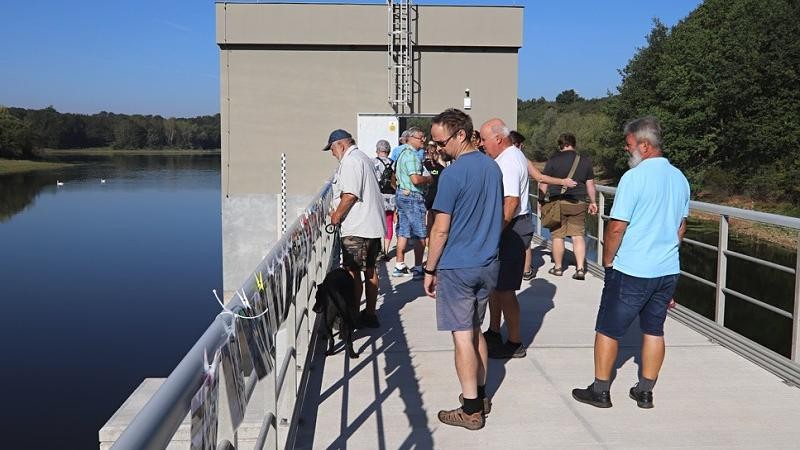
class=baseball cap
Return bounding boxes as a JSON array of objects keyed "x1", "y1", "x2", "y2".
[{"x1": 322, "y1": 129, "x2": 352, "y2": 151}]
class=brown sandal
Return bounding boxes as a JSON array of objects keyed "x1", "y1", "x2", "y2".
[
  {"x1": 573, "y1": 268, "x2": 586, "y2": 280},
  {"x1": 548, "y1": 266, "x2": 563, "y2": 276}
]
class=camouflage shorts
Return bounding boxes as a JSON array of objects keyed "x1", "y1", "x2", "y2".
[{"x1": 341, "y1": 236, "x2": 381, "y2": 270}]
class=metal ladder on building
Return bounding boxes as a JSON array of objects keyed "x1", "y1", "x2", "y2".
[{"x1": 387, "y1": 0, "x2": 413, "y2": 112}]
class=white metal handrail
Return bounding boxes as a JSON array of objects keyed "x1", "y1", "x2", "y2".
[
  {"x1": 111, "y1": 181, "x2": 336, "y2": 449},
  {"x1": 530, "y1": 181, "x2": 800, "y2": 385}
]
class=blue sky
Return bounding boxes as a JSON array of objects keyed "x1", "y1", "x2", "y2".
[{"x1": 0, "y1": 0, "x2": 702, "y2": 117}]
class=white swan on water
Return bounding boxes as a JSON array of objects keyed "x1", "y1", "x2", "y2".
[{"x1": 56, "y1": 180, "x2": 64, "y2": 186}]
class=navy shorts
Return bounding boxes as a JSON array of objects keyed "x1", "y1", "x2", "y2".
[
  {"x1": 436, "y1": 261, "x2": 500, "y2": 331},
  {"x1": 595, "y1": 268, "x2": 680, "y2": 340},
  {"x1": 496, "y1": 214, "x2": 533, "y2": 291},
  {"x1": 396, "y1": 191, "x2": 427, "y2": 239}
]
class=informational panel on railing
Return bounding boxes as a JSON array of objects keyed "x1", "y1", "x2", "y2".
[
  {"x1": 209, "y1": 183, "x2": 335, "y2": 445},
  {"x1": 190, "y1": 351, "x2": 220, "y2": 450}
]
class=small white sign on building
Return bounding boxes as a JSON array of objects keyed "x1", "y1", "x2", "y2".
[{"x1": 357, "y1": 114, "x2": 399, "y2": 159}]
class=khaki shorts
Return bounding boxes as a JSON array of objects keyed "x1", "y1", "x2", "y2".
[{"x1": 550, "y1": 201, "x2": 588, "y2": 239}]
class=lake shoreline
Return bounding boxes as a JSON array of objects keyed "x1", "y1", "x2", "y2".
[
  {"x1": 43, "y1": 148, "x2": 221, "y2": 156},
  {"x1": 0, "y1": 158, "x2": 74, "y2": 175}
]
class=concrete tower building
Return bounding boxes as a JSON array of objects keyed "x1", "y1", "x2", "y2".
[{"x1": 216, "y1": 2, "x2": 523, "y2": 293}]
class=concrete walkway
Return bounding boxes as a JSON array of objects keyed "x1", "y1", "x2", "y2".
[{"x1": 293, "y1": 246, "x2": 800, "y2": 449}]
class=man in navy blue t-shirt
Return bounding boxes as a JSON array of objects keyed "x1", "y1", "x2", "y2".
[{"x1": 423, "y1": 108, "x2": 503, "y2": 430}]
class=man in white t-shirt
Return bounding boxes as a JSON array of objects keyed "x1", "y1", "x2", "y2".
[
  {"x1": 325, "y1": 129, "x2": 387, "y2": 328},
  {"x1": 480, "y1": 118, "x2": 533, "y2": 359}
]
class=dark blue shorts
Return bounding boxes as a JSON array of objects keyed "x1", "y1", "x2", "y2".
[
  {"x1": 436, "y1": 261, "x2": 500, "y2": 331},
  {"x1": 595, "y1": 268, "x2": 679, "y2": 340}
]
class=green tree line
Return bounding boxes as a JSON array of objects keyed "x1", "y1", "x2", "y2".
[
  {"x1": 0, "y1": 106, "x2": 220, "y2": 159},
  {"x1": 519, "y1": 0, "x2": 800, "y2": 206}
]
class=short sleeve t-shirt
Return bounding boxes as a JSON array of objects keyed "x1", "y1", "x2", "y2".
[
  {"x1": 494, "y1": 145, "x2": 530, "y2": 217},
  {"x1": 395, "y1": 145, "x2": 424, "y2": 193},
  {"x1": 332, "y1": 146, "x2": 387, "y2": 239},
  {"x1": 432, "y1": 151, "x2": 503, "y2": 269},
  {"x1": 609, "y1": 157, "x2": 690, "y2": 278},
  {"x1": 542, "y1": 151, "x2": 595, "y2": 200}
]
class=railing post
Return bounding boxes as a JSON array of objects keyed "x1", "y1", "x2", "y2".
[
  {"x1": 792, "y1": 232, "x2": 800, "y2": 362},
  {"x1": 535, "y1": 181, "x2": 542, "y2": 237},
  {"x1": 597, "y1": 192, "x2": 605, "y2": 266},
  {"x1": 715, "y1": 215, "x2": 729, "y2": 326}
]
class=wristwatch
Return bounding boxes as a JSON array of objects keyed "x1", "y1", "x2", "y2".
[{"x1": 423, "y1": 267, "x2": 437, "y2": 275}]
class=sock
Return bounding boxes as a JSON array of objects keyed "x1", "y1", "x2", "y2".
[
  {"x1": 462, "y1": 396, "x2": 482, "y2": 414},
  {"x1": 636, "y1": 376, "x2": 657, "y2": 393},
  {"x1": 395, "y1": 263, "x2": 407, "y2": 269},
  {"x1": 592, "y1": 378, "x2": 611, "y2": 393},
  {"x1": 477, "y1": 385, "x2": 486, "y2": 399}
]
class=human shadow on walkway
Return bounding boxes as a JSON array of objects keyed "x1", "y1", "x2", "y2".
[
  {"x1": 294, "y1": 263, "x2": 433, "y2": 450},
  {"x1": 484, "y1": 273, "x2": 557, "y2": 402}
]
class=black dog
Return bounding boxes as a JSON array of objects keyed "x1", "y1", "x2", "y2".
[{"x1": 312, "y1": 268, "x2": 359, "y2": 358}]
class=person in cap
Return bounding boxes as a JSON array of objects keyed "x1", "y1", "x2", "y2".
[{"x1": 325, "y1": 129, "x2": 387, "y2": 328}]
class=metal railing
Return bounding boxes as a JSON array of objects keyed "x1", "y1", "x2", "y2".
[
  {"x1": 112, "y1": 181, "x2": 336, "y2": 449},
  {"x1": 531, "y1": 183, "x2": 800, "y2": 385}
]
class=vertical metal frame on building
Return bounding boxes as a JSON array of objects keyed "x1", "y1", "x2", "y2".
[{"x1": 387, "y1": 0, "x2": 413, "y2": 113}]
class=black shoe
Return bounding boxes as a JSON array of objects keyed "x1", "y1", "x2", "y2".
[
  {"x1": 488, "y1": 341, "x2": 527, "y2": 359},
  {"x1": 359, "y1": 312, "x2": 380, "y2": 328},
  {"x1": 629, "y1": 386, "x2": 654, "y2": 409},
  {"x1": 572, "y1": 384, "x2": 612, "y2": 408},
  {"x1": 483, "y1": 329, "x2": 503, "y2": 350}
]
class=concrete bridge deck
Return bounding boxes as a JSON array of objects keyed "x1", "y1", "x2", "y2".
[{"x1": 294, "y1": 246, "x2": 800, "y2": 449}]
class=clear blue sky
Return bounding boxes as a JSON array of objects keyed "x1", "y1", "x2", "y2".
[{"x1": 0, "y1": 0, "x2": 702, "y2": 118}]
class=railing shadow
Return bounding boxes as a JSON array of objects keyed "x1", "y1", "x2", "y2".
[{"x1": 295, "y1": 263, "x2": 433, "y2": 449}]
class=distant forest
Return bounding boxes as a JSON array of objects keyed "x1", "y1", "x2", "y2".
[
  {"x1": 0, "y1": 106, "x2": 220, "y2": 159},
  {"x1": 2, "y1": 0, "x2": 797, "y2": 206},
  {"x1": 518, "y1": 0, "x2": 800, "y2": 207}
]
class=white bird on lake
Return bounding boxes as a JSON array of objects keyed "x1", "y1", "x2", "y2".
[
  {"x1": 56, "y1": 180, "x2": 64, "y2": 186},
  {"x1": 100, "y1": 179, "x2": 106, "y2": 183}
]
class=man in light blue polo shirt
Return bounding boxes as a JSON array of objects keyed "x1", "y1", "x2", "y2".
[{"x1": 572, "y1": 117, "x2": 690, "y2": 410}]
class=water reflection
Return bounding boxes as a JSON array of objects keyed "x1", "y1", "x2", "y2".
[
  {"x1": 0, "y1": 153, "x2": 220, "y2": 221},
  {"x1": 0, "y1": 153, "x2": 222, "y2": 449}
]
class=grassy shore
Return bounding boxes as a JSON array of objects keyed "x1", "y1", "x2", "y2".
[
  {"x1": 0, "y1": 158, "x2": 73, "y2": 175},
  {"x1": 42, "y1": 147, "x2": 221, "y2": 156}
]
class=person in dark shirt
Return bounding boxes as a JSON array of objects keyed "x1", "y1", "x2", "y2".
[{"x1": 539, "y1": 133, "x2": 598, "y2": 280}]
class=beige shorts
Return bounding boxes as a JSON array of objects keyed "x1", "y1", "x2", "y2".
[{"x1": 550, "y1": 201, "x2": 588, "y2": 239}]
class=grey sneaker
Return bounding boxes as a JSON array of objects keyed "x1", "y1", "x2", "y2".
[
  {"x1": 391, "y1": 266, "x2": 410, "y2": 277},
  {"x1": 437, "y1": 406, "x2": 484, "y2": 430}
]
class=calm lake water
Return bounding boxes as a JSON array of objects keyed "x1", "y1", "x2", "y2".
[{"x1": 0, "y1": 154, "x2": 221, "y2": 449}]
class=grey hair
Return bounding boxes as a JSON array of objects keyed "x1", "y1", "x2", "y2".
[
  {"x1": 399, "y1": 129, "x2": 410, "y2": 143},
  {"x1": 624, "y1": 116, "x2": 662, "y2": 149},
  {"x1": 376, "y1": 139, "x2": 391, "y2": 153},
  {"x1": 406, "y1": 126, "x2": 424, "y2": 137},
  {"x1": 490, "y1": 123, "x2": 511, "y2": 138}
]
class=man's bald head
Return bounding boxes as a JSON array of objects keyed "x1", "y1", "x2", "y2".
[{"x1": 479, "y1": 118, "x2": 512, "y2": 159}]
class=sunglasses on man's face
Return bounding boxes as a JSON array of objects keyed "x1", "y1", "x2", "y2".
[{"x1": 433, "y1": 129, "x2": 460, "y2": 148}]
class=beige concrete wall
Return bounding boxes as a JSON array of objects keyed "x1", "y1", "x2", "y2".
[
  {"x1": 217, "y1": 2, "x2": 523, "y2": 291},
  {"x1": 217, "y1": 3, "x2": 521, "y2": 47}
]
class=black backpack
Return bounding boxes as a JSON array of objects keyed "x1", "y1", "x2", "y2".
[{"x1": 377, "y1": 158, "x2": 396, "y2": 195}]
